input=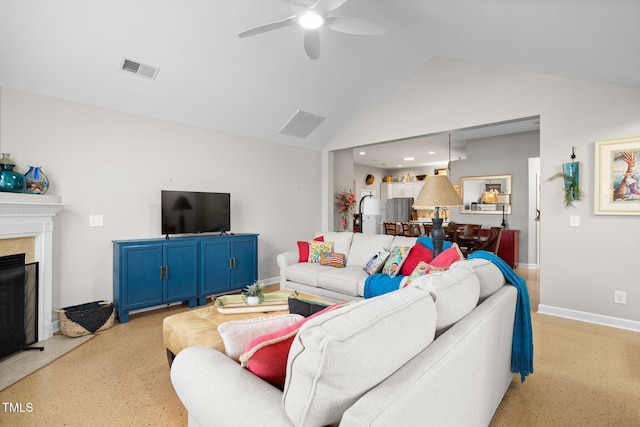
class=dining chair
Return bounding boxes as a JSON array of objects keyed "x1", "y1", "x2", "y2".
[
  {"x1": 383, "y1": 222, "x2": 399, "y2": 235},
  {"x1": 472, "y1": 226, "x2": 503, "y2": 255}
]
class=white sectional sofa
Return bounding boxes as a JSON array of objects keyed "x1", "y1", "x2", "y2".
[
  {"x1": 171, "y1": 257, "x2": 521, "y2": 427},
  {"x1": 277, "y1": 231, "x2": 418, "y2": 302}
]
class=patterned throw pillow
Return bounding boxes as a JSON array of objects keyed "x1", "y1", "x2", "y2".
[
  {"x1": 308, "y1": 241, "x2": 334, "y2": 263},
  {"x1": 381, "y1": 246, "x2": 411, "y2": 278},
  {"x1": 320, "y1": 252, "x2": 346, "y2": 268},
  {"x1": 403, "y1": 261, "x2": 448, "y2": 287},
  {"x1": 363, "y1": 249, "x2": 390, "y2": 275}
]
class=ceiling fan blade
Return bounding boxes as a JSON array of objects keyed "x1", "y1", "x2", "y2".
[
  {"x1": 303, "y1": 29, "x2": 320, "y2": 60},
  {"x1": 326, "y1": 16, "x2": 388, "y2": 35},
  {"x1": 238, "y1": 15, "x2": 296, "y2": 38}
]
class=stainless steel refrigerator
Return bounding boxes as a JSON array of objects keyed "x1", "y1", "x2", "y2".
[{"x1": 384, "y1": 198, "x2": 414, "y2": 222}]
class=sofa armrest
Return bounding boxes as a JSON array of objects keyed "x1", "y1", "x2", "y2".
[
  {"x1": 171, "y1": 346, "x2": 294, "y2": 427},
  {"x1": 277, "y1": 250, "x2": 299, "y2": 289},
  {"x1": 277, "y1": 250, "x2": 299, "y2": 269}
]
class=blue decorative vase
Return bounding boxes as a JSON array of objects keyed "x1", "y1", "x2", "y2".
[
  {"x1": 0, "y1": 153, "x2": 26, "y2": 193},
  {"x1": 24, "y1": 166, "x2": 49, "y2": 194}
]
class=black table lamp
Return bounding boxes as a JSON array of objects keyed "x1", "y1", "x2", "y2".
[{"x1": 412, "y1": 175, "x2": 463, "y2": 257}]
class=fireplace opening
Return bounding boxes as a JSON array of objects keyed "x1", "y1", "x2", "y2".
[{"x1": 0, "y1": 254, "x2": 41, "y2": 360}]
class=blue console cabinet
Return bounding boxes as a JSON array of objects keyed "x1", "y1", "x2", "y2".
[{"x1": 113, "y1": 233, "x2": 258, "y2": 322}]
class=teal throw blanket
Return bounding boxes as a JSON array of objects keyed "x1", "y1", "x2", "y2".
[{"x1": 468, "y1": 250, "x2": 534, "y2": 382}]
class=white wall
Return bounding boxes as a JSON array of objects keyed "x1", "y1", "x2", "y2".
[
  {"x1": 329, "y1": 57, "x2": 640, "y2": 329},
  {"x1": 0, "y1": 87, "x2": 322, "y2": 308}
]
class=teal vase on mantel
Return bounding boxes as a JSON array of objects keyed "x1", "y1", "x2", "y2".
[
  {"x1": 24, "y1": 165, "x2": 49, "y2": 194},
  {"x1": 0, "y1": 153, "x2": 26, "y2": 193}
]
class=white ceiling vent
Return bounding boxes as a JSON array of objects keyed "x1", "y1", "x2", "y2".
[
  {"x1": 120, "y1": 57, "x2": 159, "y2": 80},
  {"x1": 279, "y1": 110, "x2": 325, "y2": 138}
]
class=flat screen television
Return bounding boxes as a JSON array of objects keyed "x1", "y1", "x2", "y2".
[{"x1": 161, "y1": 190, "x2": 230, "y2": 236}]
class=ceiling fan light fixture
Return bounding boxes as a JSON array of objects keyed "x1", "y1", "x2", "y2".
[{"x1": 299, "y1": 12, "x2": 323, "y2": 29}]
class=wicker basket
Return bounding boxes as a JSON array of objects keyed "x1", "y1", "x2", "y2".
[{"x1": 56, "y1": 301, "x2": 114, "y2": 337}]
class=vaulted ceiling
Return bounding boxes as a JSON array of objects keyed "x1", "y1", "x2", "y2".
[{"x1": 1, "y1": 1, "x2": 638, "y2": 151}]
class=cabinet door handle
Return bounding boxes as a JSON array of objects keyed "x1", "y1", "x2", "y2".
[
  {"x1": 229, "y1": 258, "x2": 233, "y2": 270},
  {"x1": 164, "y1": 266, "x2": 169, "y2": 279},
  {"x1": 159, "y1": 266, "x2": 164, "y2": 279}
]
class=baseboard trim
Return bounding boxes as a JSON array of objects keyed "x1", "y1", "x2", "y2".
[
  {"x1": 517, "y1": 263, "x2": 538, "y2": 269},
  {"x1": 538, "y1": 304, "x2": 640, "y2": 332}
]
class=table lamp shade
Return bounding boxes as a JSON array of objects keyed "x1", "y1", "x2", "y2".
[{"x1": 413, "y1": 175, "x2": 463, "y2": 209}]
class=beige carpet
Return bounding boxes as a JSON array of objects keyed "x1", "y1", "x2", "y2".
[{"x1": 0, "y1": 334, "x2": 94, "y2": 391}]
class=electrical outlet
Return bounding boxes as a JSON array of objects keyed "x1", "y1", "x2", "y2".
[
  {"x1": 614, "y1": 291, "x2": 626, "y2": 305},
  {"x1": 89, "y1": 215, "x2": 104, "y2": 227}
]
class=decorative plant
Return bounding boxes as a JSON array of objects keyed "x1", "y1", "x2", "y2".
[
  {"x1": 335, "y1": 187, "x2": 356, "y2": 230},
  {"x1": 548, "y1": 162, "x2": 583, "y2": 207},
  {"x1": 241, "y1": 279, "x2": 265, "y2": 304}
]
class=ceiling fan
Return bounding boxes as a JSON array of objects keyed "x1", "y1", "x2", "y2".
[{"x1": 238, "y1": 0, "x2": 388, "y2": 60}]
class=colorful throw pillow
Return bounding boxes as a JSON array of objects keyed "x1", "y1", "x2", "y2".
[
  {"x1": 404, "y1": 261, "x2": 431, "y2": 287},
  {"x1": 218, "y1": 314, "x2": 304, "y2": 362},
  {"x1": 400, "y1": 242, "x2": 434, "y2": 276},
  {"x1": 403, "y1": 261, "x2": 448, "y2": 287},
  {"x1": 363, "y1": 249, "x2": 390, "y2": 275},
  {"x1": 430, "y1": 243, "x2": 464, "y2": 269},
  {"x1": 240, "y1": 304, "x2": 344, "y2": 389},
  {"x1": 381, "y1": 246, "x2": 411, "y2": 278},
  {"x1": 308, "y1": 241, "x2": 334, "y2": 263},
  {"x1": 320, "y1": 252, "x2": 346, "y2": 268},
  {"x1": 297, "y1": 236, "x2": 324, "y2": 262}
]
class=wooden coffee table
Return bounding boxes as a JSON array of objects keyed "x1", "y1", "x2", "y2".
[{"x1": 162, "y1": 290, "x2": 328, "y2": 366}]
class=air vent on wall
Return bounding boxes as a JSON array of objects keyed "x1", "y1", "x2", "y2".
[
  {"x1": 120, "y1": 57, "x2": 159, "y2": 80},
  {"x1": 279, "y1": 109, "x2": 325, "y2": 138}
]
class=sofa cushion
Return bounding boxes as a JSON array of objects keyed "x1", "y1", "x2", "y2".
[
  {"x1": 218, "y1": 314, "x2": 304, "y2": 362},
  {"x1": 409, "y1": 264, "x2": 480, "y2": 334},
  {"x1": 308, "y1": 241, "x2": 334, "y2": 263},
  {"x1": 400, "y1": 241, "x2": 434, "y2": 276},
  {"x1": 347, "y1": 233, "x2": 394, "y2": 267},
  {"x1": 297, "y1": 236, "x2": 324, "y2": 262},
  {"x1": 390, "y1": 235, "x2": 418, "y2": 248},
  {"x1": 239, "y1": 304, "x2": 343, "y2": 389},
  {"x1": 285, "y1": 262, "x2": 328, "y2": 287},
  {"x1": 314, "y1": 232, "x2": 354, "y2": 260},
  {"x1": 283, "y1": 287, "x2": 437, "y2": 427},
  {"x1": 318, "y1": 265, "x2": 367, "y2": 296},
  {"x1": 453, "y1": 258, "x2": 506, "y2": 302}
]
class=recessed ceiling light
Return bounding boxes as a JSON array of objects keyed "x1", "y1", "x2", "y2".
[
  {"x1": 359, "y1": 151, "x2": 366, "y2": 155},
  {"x1": 397, "y1": 164, "x2": 403, "y2": 168},
  {"x1": 428, "y1": 151, "x2": 435, "y2": 155},
  {"x1": 299, "y1": 12, "x2": 324, "y2": 29},
  {"x1": 403, "y1": 157, "x2": 415, "y2": 161}
]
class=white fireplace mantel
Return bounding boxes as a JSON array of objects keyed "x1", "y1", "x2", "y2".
[{"x1": 0, "y1": 192, "x2": 66, "y2": 341}]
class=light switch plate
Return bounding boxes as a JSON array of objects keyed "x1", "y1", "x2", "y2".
[
  {"x1": 569, "y1": 215, "x2": 580, "y2": 227},
  {"x1": 89, "y1": 215, "x2": 104, "y2": 227}
]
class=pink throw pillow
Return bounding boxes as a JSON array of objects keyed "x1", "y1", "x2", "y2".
[
  {"x1": 240, "y1": 303, "x2": 343, "y2": 389},
  {"x1": 429, "y1": 243, "x2": 464, "y2": 269}
]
